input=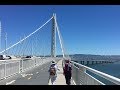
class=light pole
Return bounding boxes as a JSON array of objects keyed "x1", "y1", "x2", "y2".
[{"x1": 5, "y1": 32, "x2": 7, "y2": 55}]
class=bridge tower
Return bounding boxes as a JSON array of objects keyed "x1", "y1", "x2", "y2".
[{"x1": 51, "y1": 13, "x2": 56, "y2": 57}]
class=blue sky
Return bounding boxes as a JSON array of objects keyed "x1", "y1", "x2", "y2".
[{"x1": 0, "y1": 5, "x2": 120, "y2": 55}]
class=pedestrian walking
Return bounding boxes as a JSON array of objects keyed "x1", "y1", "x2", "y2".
[
  {"x1": 48, "y1": 60, "x2": 60, "y2": 85},
  {"x1": 63, "y1": 59, "x2": 72, "y2": 85}
]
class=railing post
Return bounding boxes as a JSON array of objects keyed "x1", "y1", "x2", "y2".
[
  {"x1": 22, "y1": 60, "x2": 23, "y2": 72},
  {"x1": 35, "y1": 58, "x2": 36, "y2": 66},
  {"x1": 75, "y1": 67, "x2": 79, "y2": 84},
  {"x1": 42, "y1": 58, "x2": 43, "y2": 65},
  {"x1": 4, "y1": 61, "x2": 6, "y2": 79},
  {"x1": 71, "y1": 61, "x2": 87, "y2": 85},
  {"x1": 39, "y1": 58, "x2": 40, "y2": 65},
  {"x1": 40, "y1": 58, "x2": 41, "y2": 65},
  {"x1": 71, "y1": 63, "x2": 79, "y2": 85},
  {"x1": 19, "y1": 60, "x2": 21, "y2": 73},
  {"x1": 82, "y1": 67, "x2": 87, "y2": 85}
]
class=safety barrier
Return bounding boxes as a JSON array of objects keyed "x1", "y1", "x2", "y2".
[
  {"x1": 70, "y1": 61, "x2": 120, "y2": 85},
  {"x1": 0, "y1": 57, "x2": 59, "y2": 80}
]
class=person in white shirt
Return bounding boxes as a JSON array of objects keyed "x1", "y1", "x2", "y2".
[{"x1": 48, "y1": 61, "x2": 60, "y2": 85}]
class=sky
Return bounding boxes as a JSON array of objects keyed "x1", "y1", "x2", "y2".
[{"x1": 0, "y1": 5, "x2": 120, "y2": 55}]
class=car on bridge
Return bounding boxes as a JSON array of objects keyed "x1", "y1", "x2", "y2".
[
  {"x1": 0, "y1": 55, "x2": 11, "y2": 60},
  {"x1": 25, "y1": 56, "x2": 31, "y2": 58}
]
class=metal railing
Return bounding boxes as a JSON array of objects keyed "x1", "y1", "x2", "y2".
[
  {"x1": 70, "y1": 61, "x2": 120, "y2": 85},
  {"x1": 0, "y1": 57, "x2": 58, "y2": 81}
]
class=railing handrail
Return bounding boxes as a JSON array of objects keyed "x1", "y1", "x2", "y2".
[
  {"x1": 0, "y1": 59, "x2": 22, "y2": 62},
  {"x1": 0, "y1": 57, "x2": 60, "y2": 62},
  {"x1": 72, "y1": 59, "x2": 114, "y2": 62},
  {"x1": 71, "y1": 60, "x2": 120, "y2": 85}
]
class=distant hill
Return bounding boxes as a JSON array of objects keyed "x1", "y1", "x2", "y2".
[{"x1": 57, "y1": 54, "x2": 120, "y2": 61}]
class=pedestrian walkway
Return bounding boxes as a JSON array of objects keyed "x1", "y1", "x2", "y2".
[{"x1": 48, "y1": 60, "x2": 75, "y2": 85}]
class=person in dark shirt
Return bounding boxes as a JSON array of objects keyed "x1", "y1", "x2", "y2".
[{"x1": 63, "y1": 60, "x2": 72, "y2": 85}]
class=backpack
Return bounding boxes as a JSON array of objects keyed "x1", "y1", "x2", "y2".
[{"x1": 50, "y1": 65, "x2": 56, "y2": 76}]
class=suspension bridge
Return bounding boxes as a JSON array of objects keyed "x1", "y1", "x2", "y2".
[{"x1": 0, "y1": 13, "x2": 120, "y2": 85}]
